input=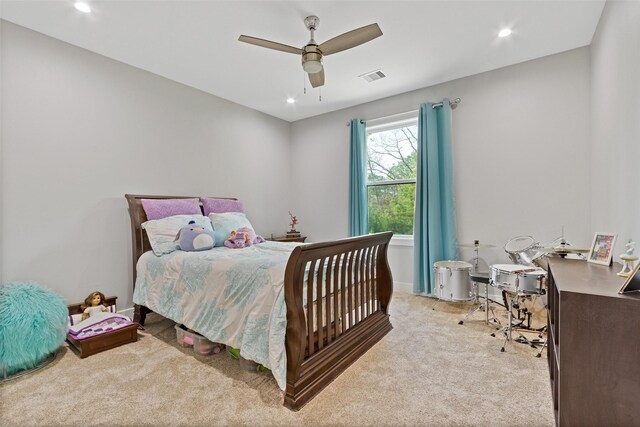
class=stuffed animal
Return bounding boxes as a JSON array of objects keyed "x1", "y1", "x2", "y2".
[
  {"x1": 224, "y1": 230, "x2": 249, "y2": 248},
  {"x1": 236, "y1": 226, "x2": 265, "y2": 246},
  {"x1": 175, "y1": 220, "x2": 215, "y2": 251},
  {"x1": 223, "y1": 226, "x2": 265, "y2": 249}
]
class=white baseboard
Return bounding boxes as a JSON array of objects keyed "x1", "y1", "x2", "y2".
[
  {"x1": 394, "y1": 281, "x2": 413, "y2": 294},
  {"x1": 393, "y1": 281, "x2": 503, "y2": 301},
  {"x1": 118, "y1": 307, "x2": 134, "y2": 320}
]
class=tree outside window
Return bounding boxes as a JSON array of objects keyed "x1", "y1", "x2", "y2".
[{"x1": 366, "y1": 121, "x2": 417, "y2": 235}]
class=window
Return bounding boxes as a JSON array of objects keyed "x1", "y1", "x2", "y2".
[{"x1": 366, "y1": 116, "x2": 418, "y2": 236}]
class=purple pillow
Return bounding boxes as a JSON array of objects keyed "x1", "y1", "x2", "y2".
[
  {"x1": 141, "y1": 198, "x2": 202, "y2": 220},
  {"x1": 201, "y1": 198, "x2": 244, "y2": 215}
]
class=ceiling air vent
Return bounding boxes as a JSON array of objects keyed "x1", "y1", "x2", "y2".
[{"x1": 359, "y1": 69, "x2": 386, "y2": 82}]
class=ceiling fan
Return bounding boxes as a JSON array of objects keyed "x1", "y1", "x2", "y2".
[{"x1": 238, "y1": 16, "x2": 382, "y2": 88}]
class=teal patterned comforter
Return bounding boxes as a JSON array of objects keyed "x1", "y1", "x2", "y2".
[{"x1": 132, "y1": 241, "x2": 301, "y2": 390}]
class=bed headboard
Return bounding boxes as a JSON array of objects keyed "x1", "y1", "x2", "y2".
[{"x1": 124, "y1": 194, "x2": 237, "y2": 291}]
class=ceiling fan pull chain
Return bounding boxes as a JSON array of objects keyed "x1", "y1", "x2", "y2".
[
  {"x1": 319, "y1": 87, "x2": 322, "y2": 102},
  {"x1": 303, "y1": 70, "x2": 307, "y2": 94}
]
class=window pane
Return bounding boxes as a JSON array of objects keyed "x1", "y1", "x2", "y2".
[
  {"x1": 367, "y1": 125, "x2": 418, "y2": 182},
  {"x1": 368, "y1": 183, "x2": 416, "y2": 235}
]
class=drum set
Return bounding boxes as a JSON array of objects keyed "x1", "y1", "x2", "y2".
[{"x1": 432, "y1": 235, "x2": 555, "y2": 356}]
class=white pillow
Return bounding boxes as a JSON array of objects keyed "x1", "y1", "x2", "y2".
[
  {"x1": 208, "y1": 212, "x2": 255, "y2": 247},
  {"x1": 142, "y1": 214, "x2": 213, "y2": 256}
]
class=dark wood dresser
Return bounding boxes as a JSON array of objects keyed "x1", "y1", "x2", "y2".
[{"x1": 547, "y1": 258, "x2": 640, "y2": 426}]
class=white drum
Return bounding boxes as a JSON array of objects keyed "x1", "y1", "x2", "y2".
[
  {"x1": 504, "y1": 235, "x2": 543, "y2": 266},
  {"x1": 490, "y1": 264, "x2": 547, "y2": 294},
  {"x1": 433, "y1": 261, "x2": 473, "y2": 301}
]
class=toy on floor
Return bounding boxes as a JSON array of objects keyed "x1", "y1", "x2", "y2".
[
  {"x1": 67, "y1": 295, "x2": 138, "y2": 358},
  {"x1": 223, "y1": 227, "x2": 265, "y2": 249},
  {"x1": 175, "y1": 220, "x2": 216, "y2": 251},
  {"x1": 81, "y1": 291, "x2": 108, "y2": 321},
  {"x1": 194, "y1": 339, "x2": 225, "y2": 356},
  {"x1": 70, "y1": 294, "x2": 135, "y2": 341},
  {"x1": 227, "y1": 346, "x2": 269, "y2": 372}
]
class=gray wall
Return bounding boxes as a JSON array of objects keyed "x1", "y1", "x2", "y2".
[
  {"x1": 0, "y1": 18, "x2": 4, "y2": 279},
  {"x1": 0, "y1": 21, "x2": 291, "y2": 308},
  {"x1": 290, "y1": 48, "x2": 591, "y2": 287},
  {"x1": 6, "y1": 4, "x2": 632, "y2": 303},
  {"x1": 590, "y1": 0, "x2": 640, "y2": 249}
]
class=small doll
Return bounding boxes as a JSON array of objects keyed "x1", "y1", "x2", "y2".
[{"x1": 81, "y1": 291, "x2": 108, "y2": 321}]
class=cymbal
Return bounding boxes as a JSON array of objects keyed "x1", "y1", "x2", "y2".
[
  {"x1": 538, "y1": 246, "x2": 590, "y2": 254},
  {"x1": 458, "y1": 242, "x2": 496, "y2": 248}
]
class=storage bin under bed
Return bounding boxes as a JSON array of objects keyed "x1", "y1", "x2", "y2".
[{"x1": 175, "y1": 324, "x2": 224, "y2": 356}]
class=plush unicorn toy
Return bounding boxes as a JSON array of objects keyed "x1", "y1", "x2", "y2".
[{"x1": 224, "y1": 227, "x2": 265, "y2": 249}]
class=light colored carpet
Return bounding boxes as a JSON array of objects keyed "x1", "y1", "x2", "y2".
[{"x1": 0, "y1": 293, "x2": 554, "y2": 426}]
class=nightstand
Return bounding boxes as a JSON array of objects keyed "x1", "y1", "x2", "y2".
[{"x1": 269, "y1": 236, "x2": 307, "y2": 243}]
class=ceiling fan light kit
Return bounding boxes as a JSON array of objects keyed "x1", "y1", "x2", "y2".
[
  {"x1": 302, "y1": 45, "x2": 323, "y2": 73},
  {"x1": 302, "y1": 60, "x2": 322, "y2": 74},
  {"x1": 238, "y1": 15, "x2": 382, "y2": 89}
]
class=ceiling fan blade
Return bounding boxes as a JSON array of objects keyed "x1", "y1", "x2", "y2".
[
  {"x1": 308, "y1": 68, "x2": 325, "y2": 88},
  {"x1": 238, "y1": 35, "x2": 303, "y2": 55},
  {"x1": 319, "y1": 23, "x2": 382, "y2": 56}
]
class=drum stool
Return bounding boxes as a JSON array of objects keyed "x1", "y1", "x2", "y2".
[{"x1": 458, "y1": 272, "x2": 502, "y2": 328}]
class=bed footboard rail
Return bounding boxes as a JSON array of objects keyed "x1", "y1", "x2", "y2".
[{"x1": 283, "y1": 232, "x2": 393, "y2": 410}]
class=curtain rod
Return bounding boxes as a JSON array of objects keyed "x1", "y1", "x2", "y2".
[
  {"x1": 346, "y1": 98, "x2": 461, "y2": 126},
  {"x1": 432, "y1": 97, "x2": 461, "y2": 109}
]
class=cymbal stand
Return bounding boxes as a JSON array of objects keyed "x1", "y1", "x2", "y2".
[
  {"x1": 473, "y1": 241, "x2": 480, "y2": 272},
  {"x1": 458, "y1": 281, "x2": 482, "y2": 322},
  {"x1": 459, "y1": 281, "x2": 503, "y2": 327},
  {"x1": 459, "y1": 273, "x2": 502, "y2": 329}
]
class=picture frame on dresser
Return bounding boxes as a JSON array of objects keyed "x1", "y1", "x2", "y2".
[
  {"x1": 587, "y1": 232, "x2": 617, "y2": 266},
  {"x1": 619, "y1": 263, "x2": 640, "y2": 294}
]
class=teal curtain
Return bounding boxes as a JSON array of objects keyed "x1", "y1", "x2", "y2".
[
  {"x1": 413, "y1": 100, "x2": 459, "y2": 294},
  {"x1": 348, "y1": 119, "x2": 368, "y2": 236}
]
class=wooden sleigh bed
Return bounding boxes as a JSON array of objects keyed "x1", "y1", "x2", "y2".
[{"x1": 125, "y1": 194, "x2": 393, "y2": 410}]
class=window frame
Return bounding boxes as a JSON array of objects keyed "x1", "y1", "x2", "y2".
[{"x1": 365, "y1": 114, "x2": 418, "y2": 239}]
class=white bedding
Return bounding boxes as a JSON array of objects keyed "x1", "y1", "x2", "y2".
[{"x1": 132, "y1": 241, "x2": 301, "y2": 390}]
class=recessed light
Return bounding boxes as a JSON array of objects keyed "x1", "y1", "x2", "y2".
[
  {"x1": 286, "y1": 98, "x2": 295, "y2": 104},
  {"x1": 74, "y1": 2, "x2": 91, "y2": 13},
  {"x1": 498, "y1": 28, "x2": 512, "y2": 38}
]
